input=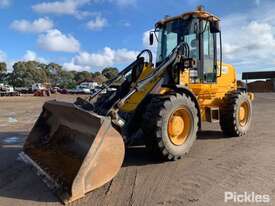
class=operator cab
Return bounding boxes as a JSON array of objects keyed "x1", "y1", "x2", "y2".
[{"x1": 151, "y1": 6, "x2": 222, "y2": 84}]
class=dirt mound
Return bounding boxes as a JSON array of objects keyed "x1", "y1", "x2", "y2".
[{"x1": 247, "y1": 80, "x2": 274, "y2": 92}]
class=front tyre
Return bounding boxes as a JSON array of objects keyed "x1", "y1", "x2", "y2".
[{"x1": 142, "y1": 93, "x2": 199, "y2": 161}]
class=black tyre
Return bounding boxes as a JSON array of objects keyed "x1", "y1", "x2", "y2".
[
  {"x1": 220, "y1": 91, "x2": 252, "y2": 136},
  {"x1": 142, "y1": 93, "x2": 199, "y2": 161}
]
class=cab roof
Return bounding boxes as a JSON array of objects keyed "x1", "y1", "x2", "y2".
[{"x1": 155, "y1": 6, "x2": 220, "y2": 28}]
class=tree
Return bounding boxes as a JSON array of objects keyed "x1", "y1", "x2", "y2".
[
  {"x1": 58, "y1": 70, "x2": 76, "y2": 89},
  {"x1": 45, "y1": 63, "x2": 63, "y2": 86},
  {"x1": 0, "y1": 62, "x2": 7, "y2": 82},
  {"x1": 102, "y1": 67, "x2": 119, "y2": 80},
  {"x1": 92, "y1": 72, "x2": 107, "y2": 84},
  {"x1": 2, "y1": 73, "x2": 12, "y2": 85},
  {"x1": 4, "y1": 60, "x2": 120, "y2": 88},
  {"x1": 12, "y1": 61, "x2": 48, "y2": 87},
  {"x1": 74, "y1": 71, "x2": 93, "y2": 83},
  {"x1": 0, "y1": 62, "x2": 7, "y2": 74}
]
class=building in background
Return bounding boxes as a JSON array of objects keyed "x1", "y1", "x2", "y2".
[{"x1": 242, "y1": 71, "x2": 275, "y2": 92}]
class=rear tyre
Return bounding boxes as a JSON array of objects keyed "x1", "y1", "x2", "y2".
[
  {"x1": 220, "y1": 91, "x2": 252, "y2": 137},
  {"x1": 142, "y1": 93, "x2": 199, "y2": 161}
]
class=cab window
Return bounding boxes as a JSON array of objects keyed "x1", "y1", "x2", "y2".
[{"x1": 203, "y1": 21, "x2": 216, "y2": 83}]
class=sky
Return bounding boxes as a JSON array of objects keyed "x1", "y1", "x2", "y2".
[{"x1": 0, "y1": 0, "x2": 275, "y2": 77}]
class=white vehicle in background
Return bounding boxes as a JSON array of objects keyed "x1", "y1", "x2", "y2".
[
  {"x1": 0, "y1": 84, "x2": 14, "y2": 93},
  {"x1": 32, "y1": 83, "x2": 46, "y2": 92},
  {"x1": 0, "y1": 83, "x2": 20, "y2": 96},
  {"x1": 76, "y1": 82, "x2": 100, "y2": 94}
]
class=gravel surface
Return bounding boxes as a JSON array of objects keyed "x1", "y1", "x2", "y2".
[{"x1": 0, "y1": 93, "x2": 274, "y2": 206}]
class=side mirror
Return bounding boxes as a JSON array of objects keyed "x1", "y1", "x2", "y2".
[
  {"x1": 149, "y1": 32, "x2": 154, "y2": 45},
  {"x1": 210, "y1": 20, "x2": 220, "y2": 33}
]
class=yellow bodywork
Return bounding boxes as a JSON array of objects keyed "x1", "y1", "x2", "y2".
[
  {"x1": 119, "y1": 62, "x2": 241, "y2": 123},
  {"x1": 119, "y1": 63, "x2": 159, "y2": 112},
  {"x1": 185, "y1": 64, "x2": 237, "y2": 121}
]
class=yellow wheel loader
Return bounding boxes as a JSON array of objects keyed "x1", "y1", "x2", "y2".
[{"x1": 20, "y1": 6, "x2": 253, "y2": 204}]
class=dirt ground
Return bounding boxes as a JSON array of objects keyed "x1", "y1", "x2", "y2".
[{"x1": 0, "y1": 94, "x2": 275, "y2": 206}]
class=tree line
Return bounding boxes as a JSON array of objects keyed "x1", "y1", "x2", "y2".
[{"x1": 0, "y1": 61, "x2": 119, "y2": 89}]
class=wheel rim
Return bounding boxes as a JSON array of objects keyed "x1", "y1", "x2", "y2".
[
  {"x1": 167, "y1": 107, "x2": 192, "y2": 146},
  {"x1": 239, "y1": 101, "x2": 250, "y2": 127}
]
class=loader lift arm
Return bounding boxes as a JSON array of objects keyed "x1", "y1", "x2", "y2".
[{"x1": 76, "y1": 42, "x2": 191, "y2": 124}]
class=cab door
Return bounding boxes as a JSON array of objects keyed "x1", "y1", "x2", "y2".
[{"x1": 189, "y1": 20, "x2": 218, "y2": 96}]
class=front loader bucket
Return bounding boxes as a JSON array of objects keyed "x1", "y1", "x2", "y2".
[{"x1": 21, "y1": 100, "x2": 125, "y2": 204}]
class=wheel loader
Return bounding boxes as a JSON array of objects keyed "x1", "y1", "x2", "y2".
[{"x1": 20, "y1": 6, "x2": 253, "y2": 204}]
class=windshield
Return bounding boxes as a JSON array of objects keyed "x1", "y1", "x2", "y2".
[{"x1": 156, "y1": 17, "x2": 199, "y2": 64}]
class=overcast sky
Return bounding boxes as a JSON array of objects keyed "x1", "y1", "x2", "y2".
[{"x1": 0, "y1": 0, "x2": 274, "y2": 76}]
